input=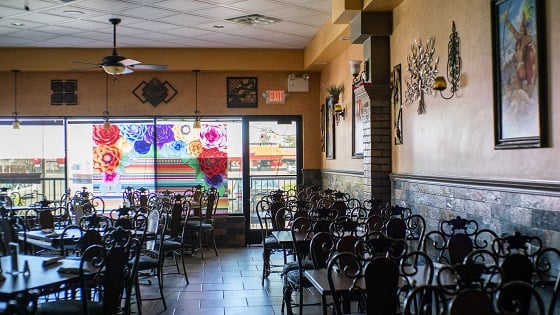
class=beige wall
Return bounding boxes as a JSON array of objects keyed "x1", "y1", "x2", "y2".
[
  {"x1": 320, "y1": 43, "x2": 364, "y2": 172},
  {"x1": 0, "y1": 70, "x2": 323, "y2": 169},
  {"x1": 391, "y1": 0, "x2": 559, "y2": 181}
]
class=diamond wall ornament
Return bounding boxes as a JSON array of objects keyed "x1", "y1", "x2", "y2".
[
  {"x1": 51, "y1": 79, "x2": 78, "y2": 105},
  {"x1": 133, "y1": 77, "x2": 177, "y2": 107}
]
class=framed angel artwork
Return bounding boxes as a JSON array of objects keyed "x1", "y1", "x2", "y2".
[{"x1": 491, "y1": 0, "x2": 547, "y2": 149}]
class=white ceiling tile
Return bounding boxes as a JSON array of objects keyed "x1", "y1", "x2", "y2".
[
  {"x1": 152, "y1": 0, "x2": 213, "y2": 11},
  {"x1": 119, "y1": 6, "x2": 178, "y2": 19},
  {"x1": 158, "y1": 13, "x2": 214, "y2": 27},
  {"x1": 164, "y1": 27, "x2": 215, "y2": 38},
  {"x1": 191, "y1": 6, "x2": 250, "y2": 19},
  {"x1": 0, "y1": 0, "x2": 336, "y2": 49},
  {"x1": 72, "y1": 0, "x2": 136, "y2": 12},
  {"x1": 227, "y1": 0, "x2": 287, "y2": 12}
]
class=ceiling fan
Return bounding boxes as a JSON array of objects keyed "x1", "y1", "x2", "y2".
[{"x1": 72, "y1": 18, "x2": 168, "y2": 76}]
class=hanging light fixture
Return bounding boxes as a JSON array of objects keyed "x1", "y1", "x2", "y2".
[
  {"x1": 103, "y1": 73, "x2": 111, "y2": 129},
  {"x1": 12, "y1": 70, "x2": 21, "y2": 129},
  {"x1": 192, "y1": 69, "x2": 202, "y2": 129}
]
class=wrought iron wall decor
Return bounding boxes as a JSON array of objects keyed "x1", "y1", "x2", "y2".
[
  {"x1": 434, "y1": 21, "x2": 462, "y2": 99},
  {"x1": 51, "y1": 79, "x2": 78, "y2": 105},
  {"x1": 404, "y1": 37, "x2": 439, "y2": 114},
  {"x1": 133, "y1": 77, "x2": 177, "y2": 107},
  {"x1": 392, "y1": 64, "x2": 403, "y2": 145},
  {"x1": 227, "y1": 77, "x2": 258, "y2": 108}
]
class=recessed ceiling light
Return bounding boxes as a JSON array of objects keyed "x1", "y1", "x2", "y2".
[
  {"x1": 213, "y1": 25, "x2": 224, "y2": 29},
  {"x1": 339, "y1": 36, "x2": 351, "y2": 41},
  {"x1": 12, "y1": 22, "x2": 25, "y2": 26},
  {"x1": 315, "y1": 61, "x2": 328, "y2": 65}
]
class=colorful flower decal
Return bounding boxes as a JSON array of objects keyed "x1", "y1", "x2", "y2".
[
  {"x1": 173, "y1": 124, "x2": 196, "y2": 142},
  {"x1": 187, "y1": 139, "x2": 204, "y2": 158},
  {"x1": 93, "y1": 125, "x2": 120, "y2": 145},
  {"x1": 92, "y1": 122, "x2": 228, "y2": 196},
  {"x1": 115, "y1": 137, "x2": 133, "y2": 154},
  {"x1": 168, "y1": 140, "x2": 187, "y2": 156},
  {"x1": 120, "y1": 124, "x2": 147, "y2": 142},
  {"x1": 144, "y1": 124, "x2": 175, "y2": 149},
  {"x1": 199, "y1": 124, "x2": 227, "y2": 150},
  {"x1": 93, "y1": 144, "x2": 122, "y2": 174},
  {"x1": 197, "y1": 147, "x2": 228, "y2": 179}
]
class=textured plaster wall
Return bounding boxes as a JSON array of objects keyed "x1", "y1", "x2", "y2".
[
  {"x1": 320, "y1": 44, "x2": 364, "y2": 172},
  {"x1": 391, "y1": 0, "x2": 560, "y2": 181},
  {"x1": 0, "y1": 70, "x2": 322, "y2": 169}
]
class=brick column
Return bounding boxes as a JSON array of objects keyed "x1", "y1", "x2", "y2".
[{"x1": 350, "y1": 12, "x2": 392, "y2": 202}]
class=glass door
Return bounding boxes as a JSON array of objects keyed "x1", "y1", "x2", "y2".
[{"x1": 244, "y1": 116, "x2": 302, "y2": 244}]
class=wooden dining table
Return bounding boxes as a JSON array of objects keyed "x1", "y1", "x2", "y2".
[{"x1": 0, "y1": 254, "x2": 83, "y2": 300}]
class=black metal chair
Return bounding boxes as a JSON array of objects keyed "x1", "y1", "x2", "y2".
[
  {"x1": 36, "y1": 226, "x2": 140, "y2": 315},
  {"x1": 185, "y1": 187, "x2": 219, "y2": 259}
]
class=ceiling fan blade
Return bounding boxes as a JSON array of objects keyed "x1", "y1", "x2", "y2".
[
  {"x1": 122, "y1": 67, "x2": 134, "y2": 74},
  {"x1": 129, "y1": 64, "x2": 168, "y2": 70},
  {"x1": 120, "y1": 58, "x2": 140, "y2": 66}
]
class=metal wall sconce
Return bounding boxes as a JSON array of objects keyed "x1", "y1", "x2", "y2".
[
  {"x1": 334, "y1": 103, "x2": 346, "y2": 125},
  {"x1": 433, "y1": 21, "x2": 461, "y2": 99},
  {"x1": 349, "y1": 60, "x2": 369, "y2": 84}
]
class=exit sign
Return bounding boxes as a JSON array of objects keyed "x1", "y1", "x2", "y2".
[{"x1": 265, "y1": 90, "x2": 286, "y2": 104}]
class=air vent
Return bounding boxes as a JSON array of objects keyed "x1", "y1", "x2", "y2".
[{"x1": 226, "y1": 14, "x2": 282, "y2": 26}]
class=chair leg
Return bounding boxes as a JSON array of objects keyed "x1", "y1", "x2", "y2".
[
  {"x1": 283, "y1": 284, "x2": 293, "y2": 315},
  {"x1": 298, "y1": 285, "x2": 304, "y2": 315},
  {"x1": 157, "y1": 264, "x2": 167, "y2": 310},
  {"x1": 262, "y1": 248, "x2": 271, "y2": 286},
  {"x1": 199, "y1": 231, "x2": 204, "y2": 259},
  {"x1": 210, "y1": 230, "x2": 218, "y2": 256},
  {"x1": 180, "y1": 250, "x2": 189, "y2": 284},
  {"x1": 134, "y1": 280, "x2": 143, "y2": 315}
]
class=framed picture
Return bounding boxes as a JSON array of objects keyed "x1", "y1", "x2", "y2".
[
  {"x1": 491, "y1": 0, "x2": 547, "y2": 149},
  {"x1": 392, "y1": 64, "x2": 403, "y2": 145},
  {"x1": 320, "y1": 103, "x2": 326, "y2": 152},
  {"x1": 227, "y1": 77, "x2": 258, "y2": 108},
  {"x1": 351, "y1": 87, "x2": 364, "y2": 158},
  {"x1": 325, "y1": 96, "x2": 335, "y2": 159}
]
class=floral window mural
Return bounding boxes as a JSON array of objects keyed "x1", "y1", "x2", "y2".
[{"x1": 92, "y1": 121, "x2": 229, "y2": 201}]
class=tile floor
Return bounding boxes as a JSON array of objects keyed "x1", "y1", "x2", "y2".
[{"x1": 137, "y1": 246, "x2": 327, "y2": 315}]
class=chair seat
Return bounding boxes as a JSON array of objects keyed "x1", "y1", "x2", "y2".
[
  {"x1": 160, "y1": 239, "x2": 182, "y2": 251},
  {"x1": 282, "y1": 260, "x2": 314, "y2": 275},
  {"x1": 137, "y1": 255, "x2": 159, "y2": 269},
  {"x1": 37, "y1": 300, "x2": 103, "y2": 315},
  {"x1": 264, "y1": 236, "x2": 282, "y2": 247},
  {"x1": 286, "y1": 269, "x2": 313, "y2": 287},
  {"x1": 186, "y1": 220, "x2": 213, "y2": 229}
]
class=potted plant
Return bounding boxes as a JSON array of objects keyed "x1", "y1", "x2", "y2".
[
  {"x1": 324, "y1": 83, "x2": 344, "y2": 104},
  {"x1": 324, "y1": 83, "x2": 344, "y2": 96}
]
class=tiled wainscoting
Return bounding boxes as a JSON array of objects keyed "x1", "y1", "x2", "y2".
[
  {"x1": 390, "y1": 173, "x2": 560, "y2": 249},
  {"x1": 321, "y1": 169, "x2": 365, "y2": 200}
]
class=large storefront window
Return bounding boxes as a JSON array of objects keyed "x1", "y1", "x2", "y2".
[
  {"x1": 67, "y1": 118, "x2": 242, "y2": 214},
  {"x1": 0, "y1": 119, "x2": 65, "y2": 205}
]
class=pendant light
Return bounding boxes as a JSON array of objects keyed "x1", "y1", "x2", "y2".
[
  {"x1": 12, "y1": 70, "x2": 21, "y2": 129},
  {"x1": 103, "y1": 73, "x2": 111, "y2": 129},
  {"x1": 192, "y1": 70, "x2": 202, "y2": 129}
]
